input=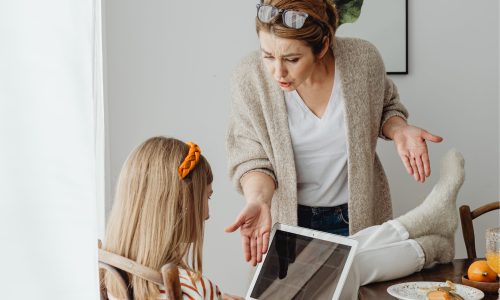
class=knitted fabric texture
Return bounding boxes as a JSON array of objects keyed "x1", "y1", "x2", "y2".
[
  {"x1": 415, "y1": 235, "x2": 455, "y2": 267},
  {"x1": 226, "y1": 37, "x2": 409, "y2": 234},
  {"x1": 178, "y1": 142, "x2": 201, "y2": 179},
  {"x1": 397, "y1": 148, "x2": 465, "y2": 239}
]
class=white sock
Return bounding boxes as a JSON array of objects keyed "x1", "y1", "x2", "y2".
[
  {"x1": 397, "y1": 148, "x2": 465, "y2": 239},
  {"x1": 415, "y1": 235, "x2": 454, "y2": 267}
]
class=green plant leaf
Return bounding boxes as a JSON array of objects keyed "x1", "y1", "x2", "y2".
[{"x1": 334, "y1": 0, "x2": 364, "y2": 25}]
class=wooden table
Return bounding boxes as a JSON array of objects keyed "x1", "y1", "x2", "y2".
[{"x1": 358, "y1": 259, "x2": 498, "y2": 300}]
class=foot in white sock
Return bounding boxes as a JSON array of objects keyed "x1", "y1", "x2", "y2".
[
  {"x1": 415, "y1": 235, "x2": 454, "y2": 267},
  {"x1": 397, "y1": 148, "x2": 465, "y2": 238}
]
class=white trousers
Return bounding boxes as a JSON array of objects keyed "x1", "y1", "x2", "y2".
[{"x1": 339, "y1": 220, "x2": 426, "y2": 300}]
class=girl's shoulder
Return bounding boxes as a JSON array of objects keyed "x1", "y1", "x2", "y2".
[{"x1": 178, "y1": 268, "x2": 223, "y2": 300}]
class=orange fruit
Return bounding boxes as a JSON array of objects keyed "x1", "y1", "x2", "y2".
[{"x1": 467, "y1": 260, "x2": 498, "y2": 282}]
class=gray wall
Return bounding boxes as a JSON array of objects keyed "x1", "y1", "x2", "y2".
[{"x1": 103, "y1": 0, "x2": 499, "y2": 295}]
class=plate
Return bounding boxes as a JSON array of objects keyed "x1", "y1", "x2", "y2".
[{"x1": 387, "y1": 281, "x2": 485, "y2": 300}]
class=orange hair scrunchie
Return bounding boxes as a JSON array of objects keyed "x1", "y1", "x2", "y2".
[{"x1": 178, "y1": 142, "x2": 201, "y2": 179}]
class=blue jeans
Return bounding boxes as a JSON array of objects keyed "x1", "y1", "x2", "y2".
[{"x1": 297, "y1": 203, "x2": 349, "y2": 236}]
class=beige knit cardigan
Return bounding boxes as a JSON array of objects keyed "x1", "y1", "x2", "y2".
[{"x1": 226, "y1": 37, "x2": 409, "y2": 234}]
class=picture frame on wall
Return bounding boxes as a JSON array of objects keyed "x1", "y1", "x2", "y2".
[{"x1": 336, "y1": 0, "x2": 408, "y2": 74}]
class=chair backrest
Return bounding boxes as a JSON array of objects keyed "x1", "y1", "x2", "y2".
[
  {"x1": 98, "y1": 241, "x2": 182, "y2": 300},
  {"x1": 99, "y1": 260, "x2": 130, "y2": 300},
  {"x1": 459, "y1": 201, "x2": 500, "y2": 259}
]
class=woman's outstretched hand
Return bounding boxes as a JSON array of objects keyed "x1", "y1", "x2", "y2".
[
  {"x1": 225, "y1": 200, "x2": 272, "y2": 266},
  {"x1": 393, "y1": 124, "x2": 443, "y2": 183}
]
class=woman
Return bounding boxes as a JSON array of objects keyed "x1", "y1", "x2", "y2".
[{"x1": 225, "y1": 0, "x2": 443, "y2": 266}]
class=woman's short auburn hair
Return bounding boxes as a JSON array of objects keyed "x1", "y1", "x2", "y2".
[{"x1": 256, "y1": 0, "x2": 339, "y2": 55}]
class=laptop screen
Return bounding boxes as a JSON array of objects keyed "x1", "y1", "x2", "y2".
[{"x1": 249, "y1": 229, "x2": 352, "y2": 300}]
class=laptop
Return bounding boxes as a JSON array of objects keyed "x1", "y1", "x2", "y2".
[{"x1": 246, "y1": 223, "x2": 358, "y2": 300}]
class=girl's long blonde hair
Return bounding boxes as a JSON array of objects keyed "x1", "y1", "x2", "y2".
[{"x1": 104, "y1": 137, "x2": 213, "y2": 299}]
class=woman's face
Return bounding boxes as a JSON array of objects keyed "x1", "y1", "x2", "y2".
[
  {"x1": 203, "y1": 183, "x2": 213, "y2": 220},
  {"x1": 259, "y1": 30, "x2": 318, "y2": 91}
]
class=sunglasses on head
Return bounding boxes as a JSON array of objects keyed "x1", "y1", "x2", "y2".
[{"x1": 256, "y1": 3, "x2": 309, "y2": 29}]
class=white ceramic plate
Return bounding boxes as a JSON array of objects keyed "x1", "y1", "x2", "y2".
[{"x1": 387, "y1": 281, "x2": 484, "y2": 300}]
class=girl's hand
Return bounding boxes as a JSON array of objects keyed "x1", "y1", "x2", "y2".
[
  {"x1": 222, "y1": 293, "x2": 245, "y2": 300},
  {"x1": 225, "y1": 200, "x2": 272, "y2": 266},
  {"x1": 392, "y1": 125, "x2": 443, "y2": 183}
]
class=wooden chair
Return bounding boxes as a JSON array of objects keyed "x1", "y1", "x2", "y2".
[
  {"x1": 459, "y1": 201, "x2": 500, "y2": 259},
  {"x1": 98, "y1": 240, "x2": 182, "y2": 300}
]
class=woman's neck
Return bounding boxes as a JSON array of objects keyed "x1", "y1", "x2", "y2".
[
  {"x1": 295, "y1": 50, "x2": 336, "y2": 118},
  {"x1": 302, "y1": 50, "x2": 335, "y2": 90}
]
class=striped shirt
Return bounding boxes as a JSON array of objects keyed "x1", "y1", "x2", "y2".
[
  {"x1": 177, "y1": 268, "x2": 222, "y2": 300},
  {"x1": 107, "y1": 268, "x2": 222, "y2": 300}
]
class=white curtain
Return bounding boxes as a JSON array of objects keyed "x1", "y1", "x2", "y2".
[{"x1": 0, "y1": 0, "x2": 102, "y2": 298}]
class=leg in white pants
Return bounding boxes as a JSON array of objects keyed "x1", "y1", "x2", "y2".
[
  {"x1": 338, "y1": 149, "x2": 465, "y2": 299},
  {"x1": 339, "y1": 220, "x2": 425, "y2": 300}
]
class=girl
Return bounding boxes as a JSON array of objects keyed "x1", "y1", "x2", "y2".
[{"x1": 103, "y1": 137, "x2": 242, "y2": 300}]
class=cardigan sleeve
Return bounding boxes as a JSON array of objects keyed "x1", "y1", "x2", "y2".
[
  {"x1": 226, "y1": 63, "x2": 277, "y2": 194},
  {"x1": 347, "y1": 37, "x2": 409, "y2": 140},
  {"x1": 378, "y1": 73, "x2": 409, "y2": 140}
]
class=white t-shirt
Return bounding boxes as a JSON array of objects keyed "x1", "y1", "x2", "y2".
[{"x1": 285, "y1": 67, "x2": 348, "y2": 207}]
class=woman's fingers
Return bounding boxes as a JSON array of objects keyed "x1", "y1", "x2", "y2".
[
  {"x1": 226, "y1": 202, "x2": 272, "y2": 265},
  {"x1": 241, "y1": 236, "x2": 251, "y2": 262},
  {"x1": 224, "y1": 215, "x2": 244, "y2": 233},
  {"x1": 256, "y1": 234, "x2": 263, "y2": 263},
  {"x1": 422, "y1": 151, "x2": 431, "y2": 177},
  {"x1": 409, "y1": 156, "x2": 420, "y2": 181},
  {"x1": 395, "y1": 126, "x2": 442, "y2": 182},
  {"x1": 421, "y1": 130, "x2": 443, "y2": 143},
  {"x1": 256, "y1": 229, "x2": 271, "y2": 263},
  {"x1": 250, "y1": 235, "x2": 257, "y2": 266},
  {"x1": 415, "y1": 155, "x2": 425, "y2": 183},
  {"x1": 401, "y1": 155, "x2": 413, "y2": 175},
  {"x1": 262, "y1": 231, "x2": 270, "y2": 254}
]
